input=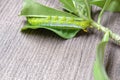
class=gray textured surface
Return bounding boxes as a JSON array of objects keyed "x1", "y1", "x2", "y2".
[{"x1": 0, "y1": 0, "x2": 120, "y2": 80}]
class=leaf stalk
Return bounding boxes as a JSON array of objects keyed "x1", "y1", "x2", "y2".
[{"x1": 91, "y1": 21, "x2": 120, "y2": 44}]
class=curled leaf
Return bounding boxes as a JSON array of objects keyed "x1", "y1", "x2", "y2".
[
  {"x1": 21, "y1": 23, "x2": 80, "y2": 39},
  {"x1": 21, "y1": 0, "x2": 90, "y2": 39},
  {"x1": 94, "y1": 31, "x2": 110, "y2": 80}
]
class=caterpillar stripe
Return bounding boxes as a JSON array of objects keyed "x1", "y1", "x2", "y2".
[{"x1": 27, "y1": 16, "x2": 90, "y2": 30}]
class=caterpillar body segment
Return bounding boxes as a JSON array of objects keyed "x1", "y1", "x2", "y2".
[{"x1": 27, "y1": 16, "x2": 90, "y2": 30}]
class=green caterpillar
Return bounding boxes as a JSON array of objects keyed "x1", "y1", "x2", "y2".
[{"x1": 27, "y1": 16, "x2": 90, "y2": 30}]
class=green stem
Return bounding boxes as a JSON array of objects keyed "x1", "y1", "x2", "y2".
[
  {"x1": 91, "y1": 21, "x2": 120, "y2": 44},
  {"x1": 97, "y1": 0, "x2": 111, "y2": 24}
]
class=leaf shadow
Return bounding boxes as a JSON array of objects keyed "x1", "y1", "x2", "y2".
[
  {"x1": 76, "y1": 28, "x2": 94, "y2": 38},
  {"x1": 21, "y1": 28, "x2": 95, "y2": 41}
]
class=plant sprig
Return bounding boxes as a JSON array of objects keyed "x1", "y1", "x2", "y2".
[{"x1": 20, "y1": 0, "x2": 120, "y2": 80}]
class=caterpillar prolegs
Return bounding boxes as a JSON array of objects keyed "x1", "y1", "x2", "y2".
[{"x1": 27, "y1": 16, "x2": 90, "y2": 30}]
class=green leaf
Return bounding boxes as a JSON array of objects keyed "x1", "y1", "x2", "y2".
[
  {"x1": 20, "y1": 0, "x2": 77, "y2": 17},
  {"x1": 97, "y1": 0, "x2": 111, "y2": 24},
  {"x1": 72, "y1": 0, "x2": 91, "y2": 19},
  {"x1": 20, "y1": 0, "x2": 91, "y2": 39},
  {"x1": 21, "y1": 23, "x2": 80, "y2": 39},
  {"x1": 94, "y1": 31, "x2": 110, "y2": 80},
  {"x1": 59, "y1": 0, "x2": 78, "y2": 15},
  {"x1": 90, "y1": 0, "x2": 120, "y2": 12},
  {"x1": 107, "y1": 0, "x2": 120, "y2": 12},
  {"x1": 23, "y1": 17, "x2": 90, "y2": 39},
  {"x1": 90, "y1": 0, "x2": 105, "y2": 8}
]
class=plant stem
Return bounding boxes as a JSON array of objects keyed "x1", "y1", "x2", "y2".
[
  {"x1": 97, "y1": 0, "x2": 111, "y2": 24},
  {"x1": 91, "y1": 21, "x2": 120, "y2": 44}
]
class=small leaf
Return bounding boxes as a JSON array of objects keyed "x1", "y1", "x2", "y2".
[
  {"x1": 90, "y1": 0, "x2": 105, "y2": 8},
  {"x1": 94, "y1": 31, "x2": 110, "y2": 80},
  {"x1": 73, "y1": 0, "x2": 91, "y2": 19},
  {"x1": 59, "y1": 0, "x2": 78, "y2": 15},
  {"x1": 91, "y1": 0, "x2": 120, "y2": 12},
  {"x1": 21, "y1": 23, "x2": 80, "y2": 39},
  {"x1": 20, "y1": 0, "x2": 77, "y2": 17},
  {"x1": 107, "y1": 0, "x2": 120, "y2": 12}
]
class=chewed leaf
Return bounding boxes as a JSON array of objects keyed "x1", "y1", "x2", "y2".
[
  {"x1": 94, "y1": 31, "x2": 110, "y2": 80},
  {"x1": 20, "y1": 0, "x2": 91, "y2": 39},
  {"x1": 22, "y1": 16, "x2": 90, "y2": 39},
  {"x1": 20, "y1": 0, "x2": 77, "y2": 17},
  {"x1": 21, "y1": 23, "x2": 80, "y2": 39}
]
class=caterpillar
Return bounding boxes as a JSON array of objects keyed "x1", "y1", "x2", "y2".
[{"x1": 27, "y1": 16, "x2": 90, "y2": 30}]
